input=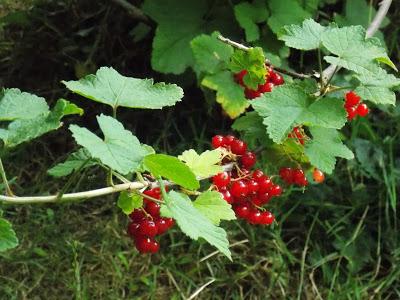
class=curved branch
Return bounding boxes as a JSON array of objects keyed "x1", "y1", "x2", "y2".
[
  {"x1": 322, "y1": 0, "x2": 392, "y2": 82},
  {"x1": 0, "y1": 163, "x2": 234, "y2": 205}
]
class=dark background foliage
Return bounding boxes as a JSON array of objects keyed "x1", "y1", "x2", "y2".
[{"x1": 0, "y1": 0, "x2": 399, "y2": 299}]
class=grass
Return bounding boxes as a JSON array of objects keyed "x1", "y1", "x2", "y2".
[{"x1": 0, "y1": 0, "x2": 400, "y2": 299}]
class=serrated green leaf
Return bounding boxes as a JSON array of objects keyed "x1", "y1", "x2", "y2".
[
  {"x1": 251, "y1": 84, "x2": 347, "y2": 143},
  {"x1": 69, "y1": 114, "x2": 147, "y2": 175},
  {"x1": 144, "y1": 154, "x2": 199, "y2": 190},
  {"x1": 178, "y1": 149, "x2": 223, "y2": 178},
  {"x1": 191, "y1": 32, "x2": 233, "y2": 74},
  {"x1": 305, "y1": 127, "x2": 354, "y2": 174},
  {"x1": 163, "y1": 191, "x2": 231, "y2": 259},
  {"x1": 142, "y1": 0, "x2": 208, "y2": 74},
  {"x1": 193, "y1": 191, "x2": 236, "y2": 225},
  {"x1": 279, "y1": 19, "x2": 327, "y2": 50},
  {"x1": 117, "y1": 192, "x2": 143, "y2": 215},
  {"x1": 63, "y1": 67, "x2": 183, "y2": 109},
  {"x1": 234, "y1": 0, "x2": 268, "y2": 42},
  {"x1": 353, "y1": 66, "x2": 400, "y2": 105},
  {"x1": 322, "y1": 26, "x2": 397, "y2": 73},
  {"x1": 47, "y1": 149, "x2": 96, "y2": 177},
  {"x1": 0, "y1": 98, "x2": 83, "y2": 148},
  {"x1": 229, "y1": 47, "x2": 267, "y2": 89},
  {"x1": 202, "y1": 71, "x2": 249, "y2": 119},
  {"x1": 0, "y1": 88, "x2": 48, "y2": 120},
  {"x1": 0, "y1": 217, "x2": 18, "y2": 252},
  {"x1": 267, "y1": 0, "x2": 311, "y2": 34}
]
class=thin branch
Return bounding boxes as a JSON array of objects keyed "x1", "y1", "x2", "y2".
[
  {"x1": 0, "y1": 158, "x2": 14, "y2": 196},
  {"x1": 110, "y1": 0, "x2": 150, "y2": 24},
  {"x1": 322, "y1": 0, "x2": 392, "y2": 82},
  {"x1": 0, "y1": 163, "x2": 234, "y2": 205},
  {"x1": 217, "y1": 35, "x2": 314, "y2": 80}
]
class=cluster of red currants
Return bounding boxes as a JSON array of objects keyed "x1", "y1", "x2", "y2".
[
  {"x1": 212, "y1": 135, "x2": 281, "y2": 225},
  {"x1": 279, "y1": 167, "x2": 308, "y2": 186},
  {"x1": 344, "y1": 91, "x2": 369, "y2": 120},
  {"x1": 234, "y1": 66, "x2": 285, "y2": 100},
  {"x1": 287, "y1": 126, "x2": 305, "y2": 145},
  {"x1": 127, "y1": 188, "x2": 175, "y2": 254}
]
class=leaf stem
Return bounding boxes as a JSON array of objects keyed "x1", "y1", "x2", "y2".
[{"x1": 0, "y1": 158, "x2": 14, "y2": 196}]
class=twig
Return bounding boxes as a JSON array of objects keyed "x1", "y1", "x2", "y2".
[
  {"x1": 321, "y1": 0, "x2": 392, "y2": 82},
  {"x1": 187, "y1": 279, "x2": 216, "y2": 300},
  {"x1": 217, "y1": 35, "x2": 313, "y2": 80},
  {"x1": 0, "y1": 158, "x2": 14, "y2": 196},
  {"x1": 0, "y1": 163, "x2": 234, "y2": 205},
  {"x1": 109, "y1": 0, "x2": 150, "y2": 24}
]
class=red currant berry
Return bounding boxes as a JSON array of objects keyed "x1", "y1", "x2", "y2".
[
  {"x1": 234, "y1": 203, "x2": 250, "y2": 218},
  {"x1": 220, "y1": 189, "x2": 234, "y2": 204},
  {"x1": 312, "y1": 168, "x2": 325, "y2": 183},
  {"x1": 269, "y1": 71, "x2": 284, "y2": 85},
  {"x1": 230, "y1": 139, "x2": 247, "y2": 155},
  {"x1": 129, "y1": 209, "x2": 145, "y2": 222},
  {"x1": 138, "y1": 219, "x2": 158, "y2": 237},
  {"x1": 230, "y1": 180, "x2": 249, "y2": 198},
  {"x1": 356, "y1": 103, "x2": 369, "y2": 117},
  {"x1": 135, "y1": 236, "x2": 154, "y2": 253},
  {"x1": 293, "y1": 169, "x2": 306, "y2": 185},
  {"x1": 248, "y1": 180, "x2": 259, "y2": 194},
  {"x1": 212, "y1": 135, "x2": 225, "y2": 148},
  {"x1": 258, "y1": 192, "x2": 271, "y2": 205},
  {"x1": 252, "y1": 170, "x2": 265, "y2": 181},
  {"x1": 223, "y1": 135, "x2": 236, "y2": 147},
  {"x1": 259, "y1": 211, "x2": 275, "y2": 225},
  {"x1": 346, "y1": 106, "x2": 357, "y2": 120},
  {"x1": 345, "y1": 91, "x2": 360, "y2": 107},
  {"x1": 241, "y1": 151, "x2": 257, "y2": 169},
  {"x1": 145, "y1": 201, "x2": 160, "y2": 217},
  {"x1": 258, "y1": 177, "x2": 273, "y2": 194},
  {"x1": 212, "y1": 172, "x2": 231, "y2": 188},
  {"x1": 127, "y1": 222, "x2": 140, "y2": 237},
  {"x1": 149, "y1": 239, "x2": 160, "y2": 253},
  {"x1": 269, "y1": 184, "x2": 282, "y2": 197},
  {"x1": 247, "y1": 209, "x2": 262, "y2": 224},
  {"x1": 155, "y1": 218, "x2": 172, "y2": 235},
  {"x1": 245, "y1": 88, "x2": 261, "y2": 100},
  {"x1": 258, "y1": 81, "x2": 274, "y2": 93},
  {"x1": 279, "y1": 167, "x2": 293, "y2": 183}
]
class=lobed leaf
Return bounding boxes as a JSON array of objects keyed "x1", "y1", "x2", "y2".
[
  {"x1": 0, "y1": 217, "x2": 18, "y2": 252},
  {"x1": 234, "y1": 0, "x2": 268, "y2": 42},
  {"x1": 193, "y1": 191, "x2": 236, "y2": 225},
  {"x1": 47, "y1": 149, "x2": 96, "y2": 177},
  {"x1": 178, "y1": 149, "x2": 223, "y2": 178},
  {"x1": 117, "y1": 192, "x2": 143, "y2": 215}
]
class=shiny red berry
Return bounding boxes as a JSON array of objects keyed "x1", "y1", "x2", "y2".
[
  {"x1": 245, "y1": 88, "x2": 261, "y2": 99},
  {"x1": 155, "y1": 217, "x2": 174, "y2": 235},
  {"x1": 259, "y1": 211, "x2": 275, "y2": 225},
  {"x1": 212, "y1": 135, "x2": 225, "y2": 148},
  {"x1": 127, "y1": 222, "x2": 140, "y2": 237},
  {"x1": 138, "y1": 219, "x2": 158, "y2": 237},
  {"x1": 234, "y1": 203, "x2": 250, "y2": 218},
  {"x1": 129, "y1": 209, "x2": 145, "y2": 222},
  {"x1": 293, "y1": 169, "x2": 306, "y2": 185},
  {"x1": 145, "y1": 201, "x2": 160, "y2": 217},
  {"x1": 252, "y1": 170, "x2": 265, "y2": 182},
  {"x1": 234, "y1": 70, "x2": 247, "y2": 86},
  {"x1": 135, "y1": 236, "x2": 159, "y2": 253},
  {"x1": 312, "y1": 168, "x2": 325, "y2": 183},
  {"x1": 220, "y1": 189, "x2": 234, "y2": 204},
  {"x1": 346, "y1": 106, "x2": 357, "y2": 120},
  {"x1": 248, "y1": 180, "x2": 259, "y2": 194},
  {"x1": 223, "y1": 135, "x2": 236, "y2": 147},
  {"x1": 230, "y1": 139, "x2": 247, "y2": 155},
  {"x1": 230, "y1": 180, "x2": 249, "y2": 198},
  {"x1": 269, "y1": 71, "x2": 284, "y2": 85},
  {"x1": 241, "y1": 151, "x2": 256, "y2": 169},
  {"x1": 345, "y1": 91, "x2": 360, "y2": 107},
  {"x1": 212, "y1": 172, "x2": 231, "y2": 188},
  {"x1": 356, "y1": 103, "x2": 369, "y2": 117},
  {"x1": 258, "y1": 192, "x2": 271, "y2": 205},
  {"x1": 269, "y1": 184, "x2": 282, "y2": 197},
  {"x1": 258, "y1": 177, "x2": 273, "y2": 194},
  {"x1": 247, "y1": 209, "x2": 262, "y2": 224},
  {"x1": 279, "y1": 167, "x2": 293, "y2": 183},
  {"x1": 258, "y1": 81, "x2": 274, "y2": 93}
]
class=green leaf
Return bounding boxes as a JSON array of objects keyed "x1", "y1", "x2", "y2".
[
  {"x1": 251, "y1": 84, "x2": 347, "y2": 143},
  {"x1": 354, "y1": 66, "x2": 400, "y2": 105},
  {"x1": 0, "y1": 98, "x2": 83, "y2": 148},
  {"x1": 234, "y1": 0, "x2": 268, "y2": 42},
  {"x1": 191, "y1": 32, "x2": 233, "y2": 74},
  {"x1": 117, "y1": 192, "x2": 143, "y2": 215},
  {"x1": 305, "y1": 127, "x2": 354, "y2": 174},
  {"x1": 279, "y1": 19, "x2": 327, "y2": 50},
  {"x1": 322, "y1": 26, "x2": 397, "y2": 73},
  {"x1": 162, "y1": 191, "x2": 231, "y2": 259},
  {"x1": 142, "y1": 0, "x2": 208, "y2": 74},
  {"x1": 0, "y1": 217, "x2": 18, "y2": 252},
  {"x1": 0, "y1": 88, "x2": 48, "y2": 120},
  {"x1": 47, "y1": 149, "x2": 96, "y2": 177},
  {"x1": 178, "y1": 149, "x2": 223, "y2": 178},
  {"x1": 193, "y1": 191, "x2": 236, "y2": 225},
  {"x1": 231, "y1": 112, "x2": 271, "y2": 147},
  {"x1": 144, "y1": 154, "x2": 199, "y2": 190},
  {"x1": 202, "y1": 71, "x2": 249, "y2": 119},
  {"x1": 69, "y1": 114, "x2": 147, "y2": 175},
  {"x1": 229, "y1": 47, "x2": 267, "y2": 89},
  {"x1": 63, "y1": 67, "x2": 183, "y2": 109},
  {"x1": 267, "y1": 0, "x2": 311, "y2": 34}
]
